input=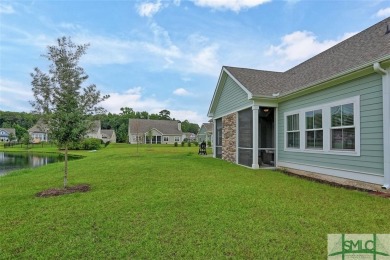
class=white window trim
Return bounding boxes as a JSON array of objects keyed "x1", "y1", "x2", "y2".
[
  {"x1": 305, "y1": 109, "x2": 323, "y2": 150},
  {"x1": 284, "y1": 112, "x2": 300, "y2": 149},
  {"x1": 174, "y1": 136, "x2": 180, "y2": 142},
  {"x1": 163, "y1": 136, "x2": 169, "y2": 142},
  {"x1": 284, "y1": 95, "x2": 360, "y2": 156}
]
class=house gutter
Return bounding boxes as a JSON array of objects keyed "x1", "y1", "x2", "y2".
[{"x1": 373, "y1": 62, "x2": 390, "y2": 189}]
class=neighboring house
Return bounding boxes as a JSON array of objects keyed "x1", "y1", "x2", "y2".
[
  {"x1": 197, "y1": 123, "x2": 213, "y2": 145},
  {"x1": 208, "y1": 18, "x2": 390, "y2": 188},
  {"x1": 86, "y1": 120, "x2": 102, "y2": 140},
  {"x1": 128, "y1": 119, "x2": 183, "y2": 144},
  {"x1": 28, "y1": 119, "x2": 50, "y2": 143},
  {"x1": 101, "y1": 129, "x2": 117, "y2": 143},
  {"x1": 0, "y1": 128, "x2": 16, "y2": 142},
  {"x1": 182, "y1": 132, "x2": 197, "y2": 142}
]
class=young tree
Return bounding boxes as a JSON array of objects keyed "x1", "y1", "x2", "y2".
[{"x1": 31, "y1": 37, "x2": 109, "y2": 188}]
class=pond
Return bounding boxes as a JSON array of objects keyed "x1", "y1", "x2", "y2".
[{"x1": 0, "y1": 152, "x2": 80, "y2": 176}]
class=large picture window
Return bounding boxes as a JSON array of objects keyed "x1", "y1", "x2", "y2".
[
  {"x1": 331, "y1": 103, "x2": 355, "y2": 150},
  {"x1": 286, "y1": 114, "x2": 300, "y2": 148},
  {"x1": 306, "y1": 109, "x2": 323, "y2": 149}
]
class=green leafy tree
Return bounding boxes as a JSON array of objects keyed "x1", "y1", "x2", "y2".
[
  {"x1": 14, "y1": 124, "x2": 28, "y2": 141},
  {"x1": 158, "y1": 109, "x2": 171, "y2": 120},
  {"x1": 30, "y1": 36, "x2": 109, "y2": 188},
  {"x1": 8, "y1": 133, "x2": 15, "y2": 142},
  {"x1": 22, "y1": 133, "x2": 31, "y2": 149}
]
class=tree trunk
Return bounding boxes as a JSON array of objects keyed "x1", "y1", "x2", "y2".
[{"x1": 64, "y1": 145, "x2": 68, "y2": 188}]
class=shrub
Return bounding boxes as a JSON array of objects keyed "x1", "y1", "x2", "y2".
[
  {"x1": 181, "y1": 141, "x2": 185, "y2": 147},
  {"x1": 104, "y1": 141, "x2": 110, "y2": 147},
  {"x1": 193, "y1": 141, "x2": 199, "y2": 146},
  {"x1": 174, "y1": 142, "x2": 178, "y2": 147},
  {"x1": 207, "y1": 141, "x2": 211, "y2": 147},
  {"x1": 187, "y1": 142, "x2": 191, "y2": 147},
  {"x1": 82, "y1": 138, "x2": 101, "y2": 150}
]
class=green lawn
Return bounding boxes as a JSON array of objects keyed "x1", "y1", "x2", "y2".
[{"x1": 0, "y1": 144, "x2": 388, "y2": 259}]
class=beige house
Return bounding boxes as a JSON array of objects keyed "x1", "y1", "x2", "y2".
[
  {"x1": 28, "y1": 119, "x2": 49, "y2": 143},
  {"x1": 128, "y1": 119, "x2": 183, "y2": 144},
  {"x1": 101, "y1": 129, "x2": 116, "y2": 143},
  {"x1": 85, "y1": 120, "x2": 102, "y2": 140}
]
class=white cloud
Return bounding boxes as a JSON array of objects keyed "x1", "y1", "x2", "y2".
[
  {"x1": 170, "y1": 110, "x2": 208, "y2": 125},
  {"x1": 0, "y1": 79, "x2": 33, "y2": 111},
  {"x1": 376, "y1": 7, "x2": 390, "y2": 17},
  {"x1": 192, "y1": 0, "x2": 270, "y2": 12},
  {"x1": 173, "y1": 88, "x2": 192, "y2": 96},
  {"x1": 266, "y1": 31, "x2": 356, "y2": 68},
  {"x1": 137, "y1": 1, "x2": 162, "y2": 17},
  {"x1": 100, "y1": 87, "x2": 169, "y2": 114},
  {"x1": 188, "y1": 44, "x2": 220, "y2": 76},
  {"x1": 0, "y1": 3, "x2": 15, "y2": 14}
]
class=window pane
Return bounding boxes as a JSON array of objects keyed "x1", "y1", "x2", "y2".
[
  {"x1": 306, "y1": 131, "x2": 314, "y2": 148},
  {"x1": 331, "y1": 129, "x2": 343, "y2": 149},
  {"x1": 331, "y1": 106, "x2": 341, "y2": 127},
  {"x1": 293, "y1": 132, "x2": 300, "y2": 148},
  {"x1": 343, "y1": 128, "x2": 355, "y2": 150},
  {"x1": 306, "y1": 111, "x2": 314, "y2": 129},
  {"x1": 342, "y1": 103, "x2": 354, "y2": 126},
  {"x1": 315, "y1": 130, "x2": 323, "y2": 149},
  {"x1": 293, "y1": 114, "x2": 299, "y2": 131},
  {"x1": 287, "y1": 132, "x2": 294, "y2": 148},
  {"x1": 287, "y1": 115, "x2": 293, "y2": 131},
  {"x1": 314, "y1": 109, "x2": 322, "y2": 129}
]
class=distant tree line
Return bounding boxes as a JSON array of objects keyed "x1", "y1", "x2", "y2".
[{"x1": 0, "y1": 108, "x2": 200, "y2": 143}]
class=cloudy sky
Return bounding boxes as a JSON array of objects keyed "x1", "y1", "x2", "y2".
[{"x1": 0, "y1": 0, "x2": 389, "y2": 125}]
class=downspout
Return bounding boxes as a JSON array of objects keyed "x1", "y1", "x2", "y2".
[{"x1": 373, "y1": 62, "x2": 390, "y2": 189}]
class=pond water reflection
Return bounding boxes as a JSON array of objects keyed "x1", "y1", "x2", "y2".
[{"x1": 0, "y1": 152, "x2": 80, "y2": 176}]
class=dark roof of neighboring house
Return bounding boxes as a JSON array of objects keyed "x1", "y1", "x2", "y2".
[
  {"x1": 0, "y1": 128, "x2": 16, "y2": 135},
  {"x1": 101, "y1": 129, "x2": 115, "y2": 138},
  {"x1": 201, "y1": 123, "x2": 213, "y2": 133},
  {"x1": 224, "y1": 17, "x2": 390, "y2": 97},
  {"x1": 28, "y1": 119, "x2": 49, "y2": 133},
  {"x1": 129, "y1": 119, "x2": 182, "y2": 135}
]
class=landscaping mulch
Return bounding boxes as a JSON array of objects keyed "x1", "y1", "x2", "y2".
[{"x1": 36, "y1": 184, "x2": 90, "y2": 198}]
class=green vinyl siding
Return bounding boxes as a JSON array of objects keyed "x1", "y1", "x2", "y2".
[
  {"x1": 278, "y1": 73, "x2": 384, "y2": 176},
  {"x1": 214, "y1": 75, "x2": 251, "y2": 119}
]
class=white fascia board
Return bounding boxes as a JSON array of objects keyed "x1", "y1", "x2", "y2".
[
  {"x1": 382, "y1": 68, "x2": 390, "y2": 189},
  {"x1": 207, "y1": 68, "x2": 227, "y2": 117}
]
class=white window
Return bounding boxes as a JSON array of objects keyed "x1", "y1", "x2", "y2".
[
  {"x1": 174, "y1": 136, "x2": 180, "y2": 142},
  {"x1": 163, "y1": 136, "x2": 169, "y2": 142},
  {"x1": 286, "y1": 113, "x2": 300, "y2": 148},
  {"x1": 306, "y1": 109, "x2": 323, "y2": 149},
  {"x1": 284, "y1": 96, "x2": 360, "y2": 156},
  {"x1": 330, "y1": 103, "x2": 355, "y2": 150}
]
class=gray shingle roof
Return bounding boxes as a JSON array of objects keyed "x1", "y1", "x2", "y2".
[
  {"x1": 201, "y1": 123, "x2": 213, "y2": 132},
  {"x1": 88, "y1": 120, "x2": 101, "y2": 135},
  {"x1": 101, "y1": 129, "x2": 114, "y2": 138},
  {"x1": 129, "y1": 119, "x2": 182, "y2": 135},
  {"x1": 225, "y1": 17, "x2": 390, "y2": 97},
  {"x1": 0, "y1": 128, "x2": 16, "y2": 135},
  {"x1": 28, "y1": 119, "x2": 49, "y2": 133}
]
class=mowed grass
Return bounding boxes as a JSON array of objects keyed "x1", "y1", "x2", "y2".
[{"x1": 0, "y1": 144, "x2": 389, "y2": 259}]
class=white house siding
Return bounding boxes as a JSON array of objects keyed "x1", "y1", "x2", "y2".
[
  {"x1": 213, "y1": 75, "x2": 252, "y2": 119},
  {"x1": 278, "y1": 73, "x2": 384, "y2": 183}
]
